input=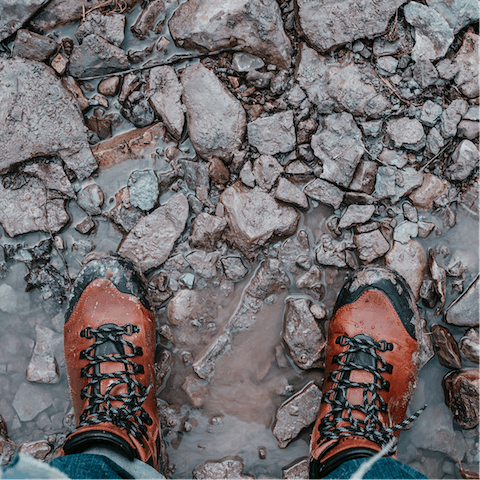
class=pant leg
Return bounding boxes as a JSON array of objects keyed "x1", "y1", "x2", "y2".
[{"x1": 324, "y1": 457, "x2": 427, "y2": 479}]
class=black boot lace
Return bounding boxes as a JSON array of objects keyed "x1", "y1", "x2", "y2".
[
  {"x1": 318, "y1": 334, "x2": 426, "y2": 455},
  {"x1": 78, "y1": 323, "x2": 153, "y2": 442}
]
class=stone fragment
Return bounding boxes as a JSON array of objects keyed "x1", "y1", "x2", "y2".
[
  {"x1": 441, "y1": 99, "x2": 469, "y2": 138},
  {"x1": 221, "y1": 182, "x2": 300, "y2": 256},
  {"x1": 282, "y1": 459, "x2": 309, "y2": 479},
  {"x1": 311, "y1": 113, "x2": 364, "y2": 188},
  {"x1": 189, "y1": 213, "x2": 227, "y2": 251},
  {"x1": 393, "y1": 221, "x2": 419, "y2": 244},
  {"x1": 193, "y1": 457, "x2": 248, "y2": 479},
  {"x1": 378, "y1": 149, "x2": 409, "y2": 169},
  {"x1": 252, "y1": 155, "x2": 283, "y2": 191},
  {"x1": 296, "y1": 267, "x2": 322, "y2": 289},
  {"x1": 181, "y1": 63, "x2": 246, "y2": 161},
  {"x1": 221, "y1": 257, "x2": 248, "y2": 282},
  {"x1": 354, "y1": 230, "x2": 390, "y2": 264},
  {"x1": 457, "y1": 120, "x2": 479, "y2": 140},
  {"x1": 12, "y1": 382, "x2": 54, "y2": 422},
  {"x1": 295, "y1": 44, "x2": 391, "y2": 117},
  {"x1": 348, "y1": 161, "x2": 378, "y2": 195},
  {"x1": 118, "y1": 192, "x2": 189, "y2": 272},
  {"x1": 426, "y1": 0, "x2": 479, "y2": 34},
  {"x1": 443, "y1": 369, "x2": 479, "y2": 429},
  {"x1": 304, "y1": 179, "x2": 344, "y2": 210},
  {"x1": 426, "y1": 127, "x2": 446, "y2": 155},
  {"x1": 26, "y1": 326, "x2": 62, "y2": 384},
  {"x1": 75, "y1": 12, "x2": 125, "y2": 46},
  {"x1": 417, "y1": 220, "x2": 435, "y2": 238},
  {"x1": 431, "y1": 324, "x2": 462, "y2": 369},
  {"x1": 131, "y1": 0, "x2": 166, "y2": 39},
  {"x1": 245, "y1": 258, "x2": 289, "y2": 301},
  {"x1": 445, "y1": 276, "x2": 479, "y2": 328},
  {"x1": 50, "y1": 52, "x2": 68, "y2": 75},
  {"x1": 182, "y1": 375, "x2": 208, "y2": 408},
  {"x1": 273, "y1": 381, "x2": 322, "y2": 448},
  {"x1": 19, "y1": 440, "x2": 52, "y2": 460},
  {"x1": 68, "y1": 34, "x2": 128, "y2": 78},
  {"x1": 128, "y1": 169, "x2": 159, "y2": 211},
  {"x1": 0, "y1": 284, "x2": 17, "y2": 314},
  {"x1": 0, "y1": 177, "x2": 69, "y2": 237},
  {"x1": 75, "y1": 217, "x2": 95, "y2": 235},
  {"x1": 402, "y1": 203, "x2": 418, "y2": 223},
  {"x1": 147, "y1": 66, "x2": 184, "y2": 140},
  {"x1": 61, "y1": 76, "x2": 91, "y2": 111},
  {"x1": 167, "y1": 289, "x2": 203, "y2": 326},
  {"x1": 404, "y1": 2, "x2": 454, "y2": 61},
  {"x1": 98, "y1": 77, "x2": 120, "y2": 96},
  {"x1": 77, "y1": 184, "x2": 104, "y2": 215},
  {"x1": 460, "y1": 329, "x2": 479, "y2": 363},
  {"x1": 409, "y1": 173, "x2": 448, "y2": 210},
  {"x1": 285, "y1": 160, "x2": 313, "y2": 176},
  {"x1": 232, "y1": 53, "x2": 264, "y2": 72},
  {"x1": 338, "y1": 205, "x2": 375, "y2": 230},
  {"x1": 420, "y1": 276, "x2": 438, "y2": 308},
  {"x1": 0, "y1": 0, "x2": 47, "y2": 41},
  {"x1": 248, "y1": 111, "x2": 296, "y2": 155},
  {"x1": 387, "y1": 117, "x2": 425, "y2": 151},
  {"x1": 420, "y1": 100, "x2": 443, "y2": 127},
  {"x1": 377, "y1": 56, "x2": 398, "y2": 75},
  {"x1": 208, "y1": 157, "x2": 229, "y2": 185},
  {"x1": 295, "y1": 0, "x2": 405, "y2": 52},
  {"x1": 385, "y1": 240, "x2": 427, "y2": 301},
  {"x1": 23, "y1": 162, "x2": 75, "y2": 199},
  {"x1": 275, "y1": 178, "x2": 309, "y2": 210},
  {"x1": 315, "y1": 234, "x2": 354, "y2": 268},
  {"x1": 445, "y1": 140, "x2": 478, "y2": 182},
  {"x1": 413, "y1": 58, "x2": 438, "y2": 88},
  {"x1": 454, "y1": 31, "x2": 479, "y2": 98},
  {"x1": 13, "y1": 29, "x2": 58, "y2": 61},
  {"x1": 169, "y1": 0, "x2": 292, "y2": 69},
  {"x1": 0, "y1": 58, "x2": 97, "y2": 179},
  {"x1": 186, "y1": 251, "x2": 219, "y2": 279},
  {"x1": 108, "y1": 187, "x2": 145, "y2": 233},
  {"x1": 282, "y1": 298, "x2": 326, "y2": 370},
  {"x1": 240, "y1": 161, "x2": 256, "y2": 188}
]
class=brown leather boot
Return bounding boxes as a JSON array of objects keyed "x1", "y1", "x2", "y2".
[
  {"x1": 310, "y1": 265, "x2": 426, "y2": 478},
  {"x1": 62, "y1": 254, "x2": 161, "y2": 471}
]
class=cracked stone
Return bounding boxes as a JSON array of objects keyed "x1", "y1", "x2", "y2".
[
  {"x1": 275, "y1": 177, "x2": 309, "y2": 210},
  {"x1": 315, "y1": 234, "x2": 354, "y2": 268},
  {"x1": 431, "y1": 324, "x2": 462, "y2": 369},
  {"x1": 131, "y1": 0, "x2": 166, "y2": 40},
  {"x1": 444, "y1": 140, "x2": 478, "y2": 182},
  {"x1": 338, "y1": 205, "x2": 375, "y2": 230},
  {"x1": 304, "y1": 179, "x2": 344, "y2": 210},
  {"x1": 26, "y1": 326, "x2": 62, "y2": 384},
  {"x1": 189, "y1": 213, "x2": 227, "y2": 251},
  {"x1": 75, "y1": 12, "x2": 125, "y2": 46},
  {"x1": 354, "y1": 230, "x2": 390, "y2": 263},
  {"x1": 460, "y1": 328, "x2": 479, "y2": 364},
  {"x1": 253, "y1": 155, "x2": 284, "y2": 190},
  {"x1": 413, "y1": 58, "x2": 439, "y2": 88},
  {"x1": 248, "y1": 111, "x2": 296, "y2": 155},
  {"x1": 387, "y1": 117, "x2": 425, "y2": 150},
  {"x1": 426, "y1": 127, "x2": 446, "y2": 155},
  {"x1": 128, "y1": 169, "x2": 159, "y2": 211},
  {"x1": 445, "y1": 276, "x2": 479, "y2": 328}
]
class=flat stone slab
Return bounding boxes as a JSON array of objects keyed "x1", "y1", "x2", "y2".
[
  {"x1": 445, "y1": 276, "x2": 479, "y2": 327},
  {"x1": 13, "y1": 382, "x2": 54, "y2": 422},
  {"x1": 0, "y1": 58, "x2": 97, "y2": 180}
]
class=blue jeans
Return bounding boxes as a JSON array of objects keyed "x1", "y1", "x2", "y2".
[{"x1": 3, "y1": 452, "x2": 426, "y2": 479}]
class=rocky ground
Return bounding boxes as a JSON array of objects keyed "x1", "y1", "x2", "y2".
[{"x1": 0, "y1": 0, "x2": 479, "y2": 478}]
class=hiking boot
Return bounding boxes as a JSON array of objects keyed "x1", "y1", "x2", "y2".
[
  {"x1": 62, "y1": 254, "x2": 161, "y2": 471},
  {"x1": 310, "y1": 265, "x2": 426, "y2": 478}
]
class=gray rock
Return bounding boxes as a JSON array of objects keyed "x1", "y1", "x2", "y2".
[
  {"x1": 404, "y1": 2, "x2": 454, "y2": 61},
  {"x1": 244, "y1": 258, "x2": 290, "y2": 301},
  {"x1": 390, "y1": 167, "x2": 424, "y2": 204},
  {"x1": 98, "y1": 76, "x2": 120, "y2": 96},
  {"x1": 413, "y1": 58, "x2": 439, "y2": 88},
  {"x1": 454, "y1": 31, "x2": 479, "y2": 99},
  {"x1": 315, "y1": 234, "x2": 354, "y2": 268},
  {"x1": 296, "y1": 266, "x2": 322, "y2": 289},
  {"x1": 193, "y1": 457, "x2": 248, "y2": 479},
  {"x1": 304, "y1": 179, "x2": 344, "y2": 210},
  {"x1": 441, "y1": 99, "x2": 469, "y2": 138},
  {"x1": 253, "y1": 154, "x2": 283, "y2": 190},
  {"x1": 131, "y1": 0, "x2": 166, "y2": 40},
  {"x1": 13, "y1": 29, "x2": 58, "y2": 61},
  {"x1": 167, "y1": 289, "x2": 203, "y2": 326},
  {"x1": 221, "y1": 182, "x2": 300, "y2": 256},
  {"x1": 402, "y1": 203, "x2": 418, "y2": 222},
  {"x1": 147, "y1": 66, "x2": 184, "y2": 140},
  {"x1": 77, "y1": 184, "x2": 104, "y2": 215},
  {"x1": 385, "y1": 240, "x2": 428, "y2": 301},
  {"x1": 68, "y1": 34, "x2": 129, "y2": 78},
  {"x1": 445, "y1": 276, "x2": 479, "y2": 327},
  {"x1": 0, "y1": 0, "x2": 48, "y2": 42},
  {"x1": 279, "y1": 230, "x2": 311, "y2": 274},
  {"x1": 275, "y1": 177, "x2": 309, "y2": 210},
  {"x1": 0, "y1": 177, "x2": 69, "y2": 237},
  {"x1": 13, "y1": 382, "x2": 54, "y2": 422},
  {"x1": 372, "y1": 23, "x2": 415, "y2": 57},
  {"x1": 378, "y1": 149, "x2": 409, "y2": 168},
  {"x1": 460, "y1": 328, "x2": 479, "y2": 363},
  {"x1": 75, "y1": 12, "x2": 125, "y2": 46},
  {"x1": 372, "y1": 166, "x2": 396, "y2": 200},
  {"x1": 189, "y1": 213, "x2": 227, "y2": 250},
  {"x1": 354, "y1": 230, "x2": 390, "y2": 263},
  {"x1": 348, "y1": 161, "x2": 379, "y2": 195},
  {"x1": 426, "y1": 0, "x2": 479, "y2": 34},
  {"x1": 377, "y1": 56, "x2": 398, "y2": 76},
  {"x1": 282, "y1": 298, "x2": 326, "y2": 370},
  {"x1": 312, "y1": 113, "x2": 364, "y2": 188},
  {"x1": 420, "y1": 100, "x2": 443, "y2": 127},
  {"x1": 273, "y1": 381, "x2": 322, "y2": 448},
  {"x1": 19, "y1": 440, "x2": 52, "y2": 460},
  {"x1": 128, "y1": 169, "x2": 159, "y2": 211},
  {"x1": 179, "y1": 158, "x2": 210, "y2": 204},
  {"x1": 169, "y1": 0, "x2": 292, "y2": 69},
  {"x1": 295, "y1": 0, "x2": 405, "y2": 52},
  {"x1": 386, "y1": 117, "x2": 425, "y2": 150},
  {"x1": 393, "y1": 221, "x2": 419, "y2": 244},
  {"x1": 232, "y1": 53, "x2": 264, "y2": 72},
  {"x1": 417, "y1": 220, "x2": 435, "y2": 238},
  {"x1": 240, "y1": 161, "x2": 256, "y2": 188},
  {"x1": 295, "y1": 44, "x2": 391, "y2": 117},
  {"x1": 23, "y1": 162, "x2": 75, "y2": 198},
  {"x1": 221, "y1": 257, "x2": 248, "y2": 282},
  {"x1": 287, "y1": 85, "x2": 307, "y2": 108},
  {"x1": 360, "y1": 120, "x2": 383, "y2": 138},
  {"x1": 0, "y1": 284, "x2": 18, "y2": 314},
  {"x1": 118, "y1": 192, "x2": 189, "y2": 271},
  {"x1": 0, "y1": 58, "x2": 97, "y2": 180},
  {"x1": 436, "y1": 58, "x2": 459, "y2": 80},
  {"x1": 409, "y1": 173, "x2": 448, "y2": 210},
  {"x1": 285, "y1": 160, "x2": 313, "y2": 176},
  {"x1": 282, "y1": 459, "x2": 309, "y2": 479},
  {"x1": 464, "y1": 106, "x2": 479, "y2": 122},
  {"x1": 26, "y1": 326, "x2": 62, "y2": 384},
  {"x1": 426, "y1": 126, "x2": 446, "y2": 155},
  {"x1": 457, "y1": 120, "x2": 479, "y2": 140},
  {"x1": 248, "y1": 111, "x2": 296, "y2": 155},
  {"x1": 186, "y1": 250, "x2": 219, "y2": 279},
  {"x1": 181, "y1": 63, "x2": 246, "y2": 161},
  {"x1": 445, "y1": 140, "x2": 478, "y2": 181},
  {"x1": 338, "y1": 205, "x2": 375, "y2": 230}
]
